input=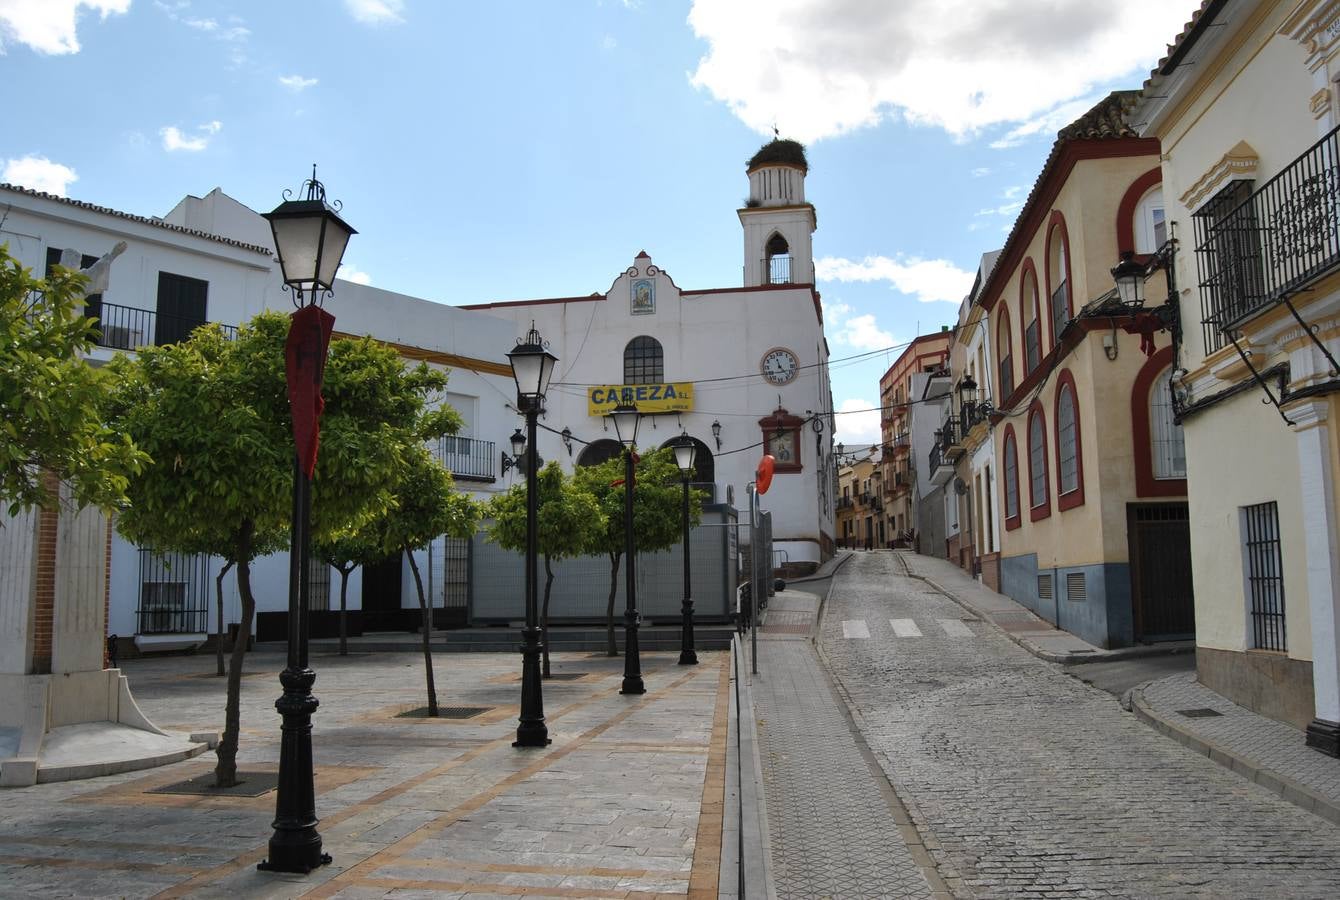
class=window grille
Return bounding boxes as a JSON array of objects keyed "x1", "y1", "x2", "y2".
[
  {"x1": 1242, "y1": 501, "x2": 1286, "y2": 651},
  {"x1": 308, "y1": 557, "x2": 331, "y2": 611},
  {"x1": 1066, "y1": 572, "x2": 1087, "y2": 602},
  {"x1": 1057, "y1": 385, "x2": 1078, "y2": 494},
  {"x1": 1003, "y1": 433, "x2": 1019, "y2": 519},
  {"x1": 1024, "y1": 319, "x2": 1041, "y2": 372},
  {"x1": 623, "y1": 336, "x2": 663, "y2": 384},
  {"x1": 137, "y1": 549, "x2": 210, "y2": 635},
  {"x1": 999, "y1": 353, "x2": 1014, "y2": 398},
  {"x1": 1193, "y1": 179, "x2": 1262, "y2": 354},
  {"x1": 1050, "y1": 281, "x2": 1069, "y2": 344},
  {"x1": 1028, "y1": 413, "x2": 1047, "y2": 508},
  {"x1": 1151, "y1": 369, "x2": 1186, "y2": 478}
]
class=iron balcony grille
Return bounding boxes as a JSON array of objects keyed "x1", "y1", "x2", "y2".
[
  {"x1": 961, "y1": 400, "x2": 989, "y2": 432},
  {"x1": 1243, "y1": 501, "x2": 1286, "y2": 652},
  {"x1": 763, "y1": 256, "x2": 793, "y2": 284},
  {"x1": 91, "y1": 301, "x2": 237, "y2": 351},
  {"x1": 999, "y1": 354, "x2": 1014, "y2": 399},
  {"x1": 137, "y1": 549, "x2": 211, "y2": 635},
  {"x1": 1050, "y1": 281, "x2": 1070, "y2": 343},
  {"x1": 1195, "y1": 123, "x2": 1340, "y2": 354},
  {"x1": 436, "y1": 435, "x2": 496, "y2": 481},
  {"x1": 1024, "y1": 319, "x2": 1041, "y2": 373}
]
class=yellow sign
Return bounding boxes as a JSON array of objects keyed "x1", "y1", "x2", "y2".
[{"x1": 587, "y1": 382, "x2": 694, "y2": 416}]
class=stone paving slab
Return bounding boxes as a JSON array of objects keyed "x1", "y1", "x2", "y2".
[{"x1": 0, "y1": 647, "x2": 730, "y2": 899}]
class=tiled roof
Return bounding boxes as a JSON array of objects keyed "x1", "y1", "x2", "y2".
[
  {"x1": 1149, "y1": 0, "x2": 1222, "y2": 81},
  {"x1": 0, "y1": 183, "x2": 273, "y2": 257}
]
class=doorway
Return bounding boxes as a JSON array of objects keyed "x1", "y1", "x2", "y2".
[{"x1": 1127, "y1": 503, "x2": 1195, "y2": 641}]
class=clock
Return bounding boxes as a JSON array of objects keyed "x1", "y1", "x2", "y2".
[{"x1": 761, "y1": 347, "x2": 800, "y2": 385}]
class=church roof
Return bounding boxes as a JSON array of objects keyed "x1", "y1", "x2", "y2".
[{"x1": 747, "y1": 139, "x2": 808, "y2": 174}]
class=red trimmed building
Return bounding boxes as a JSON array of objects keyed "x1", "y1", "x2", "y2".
[{"x1": 934, "y1": 91, "x2": 1193, "y2": 649}]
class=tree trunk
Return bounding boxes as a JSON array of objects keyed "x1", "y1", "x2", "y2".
[
  {"x1": 406, "y1": 547, "x2": 437, "y2": 717},
  {"x1": 542, "y1": 555, "x2": 554, "y2": 678},
  {"x1": 337, "y1": 563, "x2": 352, "y2": 656},
  {"x1": 214, "y1": 522, "x2": 253, "y2": 789},
  {"x1": 215, "y1": 559, "x2": 234, "y2": 677},
  {"x1": 606, "y1": 552, "x2": 621, "y2": 657}
]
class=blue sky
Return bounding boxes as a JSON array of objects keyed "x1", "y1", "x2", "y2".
[{"x1": 0, "y1": 0, "x2": 1200, "y2": 446}]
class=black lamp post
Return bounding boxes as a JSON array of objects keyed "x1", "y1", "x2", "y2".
[
  {"x1": 608, "y1": 403, "x2": 645, "y2": 694},
  {"x1": 672, "y1": 432, "x2": 698, "y2": 665},
  {"x1": 1111, "y1": 250, "x2": 1147, "y2": 306},
  {"x1": 507, "y1": 324, "x2": 558, "y2": 747},
  {"x1": 258, "y1": 167, "x2": 355, "y2": 875}
]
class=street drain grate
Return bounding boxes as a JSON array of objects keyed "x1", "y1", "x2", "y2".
[
  {"x1": 150, "y1": 771, "x2": 277, "y2": 797},
  {"x1": 546, "y1": 673, "x2": 587, "y2": 681},
  {"x1": 396, "y1": 706, "x2": 493, "y2": 719},
  {"x1": 1177, "y1": 708, "x2": 1224, "y2": 718}
]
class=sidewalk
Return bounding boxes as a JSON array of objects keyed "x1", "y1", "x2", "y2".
[{"x1": 895, "y1": 549, "x2": 1340, "y2": 827}]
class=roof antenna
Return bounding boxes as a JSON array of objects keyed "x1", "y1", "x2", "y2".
[{"x1": 772, "y1": 122, "x2": 780, "y2": 139}]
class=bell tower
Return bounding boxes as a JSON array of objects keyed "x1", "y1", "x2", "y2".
[{"x1": 739, "y1": 138, "x2": 816, "y2": 287}]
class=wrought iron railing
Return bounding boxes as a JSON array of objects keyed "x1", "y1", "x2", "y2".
[
  {"x1": 892, "y1": 431, "x2": 910, "y2": 450},
  {"x1": 91, "y1": 301, "x2": 237, "y2": 351},
  {"x1": 1024, "y1": 319, "x2": 1041, "y2": 372},
  {"x1": 961, "y1": 400, "x2": 989, "y2": 432},
  {"x1": 1195, "y1": 123, "x2": 1340, "y2": 353},
  {"x1": 763, "y1": 256, "x2": 793, "y2": 284},
  {"x1": 435, "y1": 435, "x2": 496, "y2": 481},
  {"x1": 137, "y1": 549, "x2": 211, "y2": 635},
  {"x1": 929, "y1": 417, "x2": 958, "y2": 474},
  {"x1": 999, "y1": 354, "x2": 1014, "y2": 399}
]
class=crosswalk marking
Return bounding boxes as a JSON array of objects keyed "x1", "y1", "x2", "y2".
[
  {"x1": 890, "y1": 618, "x2": 922, "y2": 637},
  {"x1": 938, "y1": 618, "x2": 974, "y2": 637},
  {"x1": 842, "y1": 620, "x2": 871, "y2": 639}
]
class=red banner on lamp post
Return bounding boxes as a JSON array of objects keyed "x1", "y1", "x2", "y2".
[{"x1": 285, "y1": 304, "x2": 335, "y2": 478}]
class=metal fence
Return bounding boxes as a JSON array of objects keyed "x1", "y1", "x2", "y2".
[
  {"x1": 93, "y1": 302, "x2": 237, "y2": 351},
  {"x1": 429, "y1": 535, "x2": 471, "y2": 610},
  {"x1": 137, "y1": 549, "x2": 211, "y2": 635},
  {"x1": 436, "y1": 435, "x2": 496, "y2": 481},
  {"x1": 469, "y1": 504, "x2": 737, "y2": 623}
]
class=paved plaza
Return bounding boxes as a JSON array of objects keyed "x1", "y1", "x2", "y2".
[{"x1": 0, "y1": 648, "x2": 728, "y2": 899}]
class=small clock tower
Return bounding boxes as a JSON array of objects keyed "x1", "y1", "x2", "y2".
[{"x1": 739, "y1": 138, "x2": 816, "y2": 287}]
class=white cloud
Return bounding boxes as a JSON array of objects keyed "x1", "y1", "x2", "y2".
[
  {"x1": 344, "y1": 0, "x2": 403, "y2": 25},
  {"x1": 2, "y1": 154, "x2": 77, "y2": 196},
  {"x1": 988, "y1": 96, "x2": 1098, "y2": 149},
  {"x1": 816, "y1": 254, "x2": 973, "y2": 304},
  {"x1": 687, "y1": 0, "x2": 1197, "y2": 142},
  {"x1": 971, "y1": 167, "x2": 991, "y2": 178},
  {"x1": 834, "y1": 398, "x2": 881, "y2": 447},
  {"x1": 338, "y1": 265, "x2": 371, "y2": 286},
  {"x1": 160, "y1": 121, "x2": 221, "y2": 152},
  {"x1": 601, "y1": 34, "x2": 617, "y2": 50},
  {"x1": 822, "y1": 297, "x2": 898, "y2": 352},
  {"x1": 279, "y1": 74, "x2": 318, "y2": 91},
  {"x1": 0, "y1": 0, "x2": 128, "y2": 55}
]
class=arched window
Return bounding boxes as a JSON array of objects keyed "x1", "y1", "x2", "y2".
[
  {"x1": 1055, "y1": 375, "x2": 1083, "y2": 510},
  {"x1": 997, "y1": 309, "x2": 1014, "y2": 399},
  {"x1": 765, "y1": 232, "x2": 792, "y2": 284},
  {"x1": 658, "y1": 436, "x2": 716, "y2": 488},
  {"x1": 576, "y1": 439, "x2": 622, "y2": 467},
  {"x1": 1003, "y1": 427, "x2": 1020, "y2": 530},
  {"x1": 623, "y1": 335, "x2": 663, "y2": 384},
  {"x1": 1027, "y1": 406, "x2": 1050, "y2": 519},
  {"x1": 1134, "y1": 186, "x2": 1166, "y2": 254},
  {"x1": 1151, "y1": 367, "x2": 1186, "y2": 478},
  {"x1": 1021, "y1": 264, "x2": 1042, "y2": 373},
  {"x1": 1046, "y1": 218, "x2": 1071, "y2": 347}
]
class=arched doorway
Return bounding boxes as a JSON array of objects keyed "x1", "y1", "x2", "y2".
[
  {"x1": 658, "y1": 436, "x2": 715, "y2": 500},
  {"x1": 576, "y1": 439, "x2": 622, "y2": 468}
]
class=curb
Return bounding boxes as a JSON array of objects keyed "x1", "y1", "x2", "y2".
[{"x1": 1127, "y1": 682, "x2": 1340, "y2": 826}]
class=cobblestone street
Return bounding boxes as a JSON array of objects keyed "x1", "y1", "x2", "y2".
[{"x1": 817, "y1": 551, "x2": 1340, "y2": 898}]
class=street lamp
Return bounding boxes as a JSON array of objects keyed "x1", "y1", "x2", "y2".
[
  {"x1": 258, "y1": 166, "x2": 355, "y2": 875},
  {"x1": 672, "y1": 432, "x2": 698, "y2": 665},
  {"x1": 1110, "y1": 250, "x2": 1147, "y2": 306},
  {"x1": 507, "y1": 324, "x2": 558, "y2": 748},
  {"x1": 607, "y1": 403, "x2": 645, "y2": 694}
]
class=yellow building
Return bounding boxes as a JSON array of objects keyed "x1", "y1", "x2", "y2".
[
  {"x1": 937, "y1": 91, "x2": 1192, "y2": 649},
  {"x1": 835, "y1": 449, "x2": 880, "y2": 550},
  {"x1": 1133, "y1": 0, "x2": 1340, "y2": 754}
]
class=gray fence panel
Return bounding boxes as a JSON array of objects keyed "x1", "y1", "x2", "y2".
[{"x1": 471, "y1": 504, "x2": 737, "y2": 624}]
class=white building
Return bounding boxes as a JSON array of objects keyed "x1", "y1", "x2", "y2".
[{"x1": 0, "y1": 135, "x2": 835, "y2": 655}]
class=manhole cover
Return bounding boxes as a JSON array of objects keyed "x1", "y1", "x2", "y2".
[
  {"x1": 546, "y1": 673, "x2": 587, "y2": 681},
  {"x1": 1177, "y1": 708, "x2": 1224, "y2": 718},
  {"x1": 396, "y1": 706, "x2": 493, "y2": 719},
  {"x1": 149, "y1": 771, "x2": 277, "y2": 797}
]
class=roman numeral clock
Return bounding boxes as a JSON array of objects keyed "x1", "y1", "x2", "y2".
[{"x1": 761, "y1": 347, "x2": 799, "y2": 385}]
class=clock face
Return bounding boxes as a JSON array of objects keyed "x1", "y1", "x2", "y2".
[{"x1": 761, "y1": 347, "x2": 800, "y2": 385}]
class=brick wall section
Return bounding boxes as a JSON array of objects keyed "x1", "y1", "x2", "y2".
[
  {"x1": 980, "y1": 552, "x2": 1001, "y2": 593},
  {"x1": 32, "y1": 473, "x2": 60, "y2": 675}
]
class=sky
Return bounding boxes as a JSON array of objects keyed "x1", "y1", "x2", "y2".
[{"x1": 0, "y1": 0, "x2": 1201, "y2": 447}]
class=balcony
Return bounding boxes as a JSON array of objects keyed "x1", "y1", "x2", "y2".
[
  {"x1": 762, "y1": 255, "x2": 792, "y2": 285},
  {"x1": 891, "y1": 431, "x2": 910, "y2": 456},
  {"x1": 960, "y1": 400, "x2": 990, "y2": 435},
  {"x1": 90, "y1": 301, "x2": 237, "y2": 351},
  {"x1": 836, "y1": 495, "x2": 854, "y2": 510},
  {"x1": 929, "y1": 417, "x2": 959, "y2": 487},
  {"x1": 1196, "y1": 123, "x2": 1340, "y2": 353},
  {"x1": 436, "y1": 435, "x2": 497, "y2": 482}
]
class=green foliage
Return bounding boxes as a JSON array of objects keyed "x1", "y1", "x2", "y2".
[
  {"x1": 572, "y1": 446, "x2": 700, "y2": 561},
  {"x1": 368, "y1": 445, "x2": 477, "y2": 555},
  {"x1": 484, "y1": 461, "x2": 605, "y2": 562},
  {"x1": 0, "y1": 244, "x2": 146, "y2": 514}
]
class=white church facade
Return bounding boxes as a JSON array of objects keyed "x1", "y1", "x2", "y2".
[{"x1": 0, "y1": 137, "x2": 835, "y2": 658}]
